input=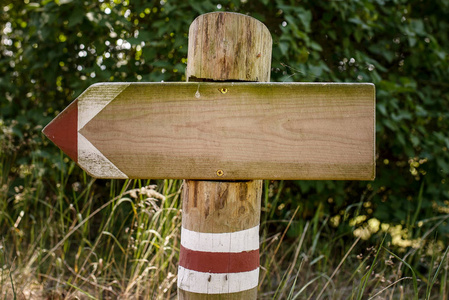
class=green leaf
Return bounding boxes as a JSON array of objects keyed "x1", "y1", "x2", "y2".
[
  {"x1": 377, "y1": 102, "x2": 387, "y2": 116},
  {"x1": 408, "y1": 36, "x2": 417, "y2": 47},
  {"x1": 297, "y1": 8, "x2": 312, "y2": 33},
  {"x1": 410, "y1": 19, "x2": 425, "y2": 35},
  {"x1": 410, "y1": 135, "x2": 420, "y2": 147},
  {"x1": 127, "y1": 37, "x2": 141, "y2": 45},
  {"x1": 279, "y1": 41, "x2": 289, "y2": 57},
  {"x1": 68, "y1": 7, "x2": 84, "y2": 27},
  {"x1": 383, "y1": 119, "x2": 397, "y2": 131},
  {"x1": 310, "y1": 41, "x2": 322, "y2": 52},
  {"x1": 437, "y1": 157, "x2": 449, "y2": 174},
  {"x1": 308, "y1": 64, "x2": 323, "y2": 78}
]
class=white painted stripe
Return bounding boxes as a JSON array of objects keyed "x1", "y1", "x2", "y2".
[
  {"x1": 78, "y1": 132, "x2": 128, "y2": 179},
  {"x1": 78, "y1": 83, "x2": 129, "y2": 130},
  {"x1": 181, "y1": 226, "x2": 259, "y2": 253},
  {"x1": 177, "y1": 266, "x2": 259, "y2": 294}
]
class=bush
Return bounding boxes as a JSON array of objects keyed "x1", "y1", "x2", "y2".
[{"x1": 1, "y1": 0, "x2": 448, "y2": 242}]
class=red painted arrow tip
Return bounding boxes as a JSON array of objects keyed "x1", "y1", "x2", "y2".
[{"x1": 43, "y1": 100, "x2": 78, "y2": 163}]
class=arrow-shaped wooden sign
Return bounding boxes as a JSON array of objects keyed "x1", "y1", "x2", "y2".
[{"x1": 43, "y1": 82, "x2": 375, "y2": 180}]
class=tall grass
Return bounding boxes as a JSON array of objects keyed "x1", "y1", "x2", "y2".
[{"x1": 1, "y1": 152, "x2": 448, "y2": 299}]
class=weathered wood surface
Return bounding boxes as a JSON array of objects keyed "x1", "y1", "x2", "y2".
[
  {"x1": 43, "y1": 82, "x2": 375, "y2": 180},
  {"x1": 180, "y1": 12, "x2": 266, "y2": 300},
  {"x1": 179, "y1": 180, "x2": 262, "y2": 297},
  {"x1": 182, "y1": 180, "x2": 262, "y2": 233},
  {"x1": 187, "y1": 12, "x2": 272, "y2": 82}
]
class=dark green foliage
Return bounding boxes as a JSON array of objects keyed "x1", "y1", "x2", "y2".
[{"x1": 1, "y1": 0, "x2": 448, "y2": 239}]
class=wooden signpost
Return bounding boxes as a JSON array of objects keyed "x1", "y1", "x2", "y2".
[{"x1": 43, "y1": 12, "x2": 375, "y2": 299}]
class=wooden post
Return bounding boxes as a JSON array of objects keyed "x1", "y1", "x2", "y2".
[
  {"x1": 42, "y1": 11, "x2": 375, "y2": 299},
  {"x1": 178, "y1": 12, "x2": 272, "y2": 299}
]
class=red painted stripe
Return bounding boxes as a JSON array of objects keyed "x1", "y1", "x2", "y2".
[
  {"x1": 179, "y1": 245, "x2": 259, "y2": 273},
  {"x1": 42, "y1": 99, "x2": 78, "y2": 162}
]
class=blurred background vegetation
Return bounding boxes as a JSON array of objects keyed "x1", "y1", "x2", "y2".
[{"x1": 1, "y1": 0, "x2": 448, "y2": 299}]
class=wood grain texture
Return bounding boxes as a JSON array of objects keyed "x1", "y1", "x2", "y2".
[
  {"x1": 187, "y1": 12, "x2": 272, "y2": 82},
  {"x1": 181, "y1": 13, "x2": 267, "y2": 299},
  {"x1": 179, "y1": 180, "x2": 262, "y2": 296},
  {"x1": 78, "y1": 82, "x2": 375, "y2": 180},
  {"x1": 182, "y1": 180, "x2": 262, "y2": 233}
]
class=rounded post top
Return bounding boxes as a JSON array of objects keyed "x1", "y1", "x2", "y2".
[
  {"x1": 191, "y1": 12, "x2": 271, "y2": 32},
  {"x1": 186, "y1": 12, "x2": 272, "y2": 82}
]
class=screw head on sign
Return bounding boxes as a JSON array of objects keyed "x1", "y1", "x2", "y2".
[
  {"x1": 219, "y1": 88, "x2": 228, "y2": 94},
  {"x1": 216, "y1": 169, "x2": 224, "y2": 177}
]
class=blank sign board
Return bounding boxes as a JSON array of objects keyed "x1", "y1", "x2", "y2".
[{"x1": 43, "y1": 82, "x2": 375, "y2": 180}]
